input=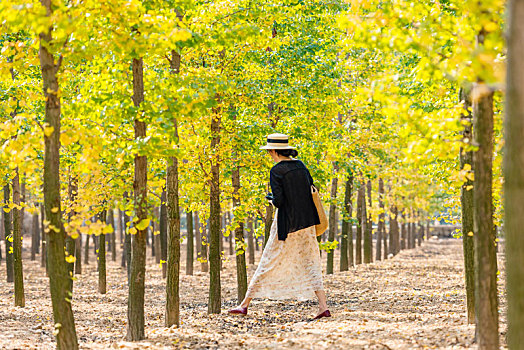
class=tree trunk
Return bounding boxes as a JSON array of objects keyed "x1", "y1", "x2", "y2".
[
  {"x1": 165, "y1": 47, "x2": 182, "y2": 328},
  {"x1": 377, "y1": 178, "x2": 385, "y2": 261},
  {"x1": 340, "y1": 175, "x2": 353, "y2": 271},
  {"x1": 118, "y1": 209, "x2": 123, "y2": 247},
  {"x1": 66, "y1": 174, "x2": 77, "y2": 294},
  {"x1": 98, "y1": 210, "x2": 107, "y2": 294},
  {"x1": 208, "y1": 108, "x2": 222, "y2": 314},
  {"x1": 31, "y1": 213, "x2": 38, "y2": 261},
  {"x1": 355, "y1": 182, "x2": 364, "y2": 265},
  {"x1": 39, "y1": 5, "x2": 79, "y2": 344},
  {"x1": 200, "y1": 218, "x2": 208, "y2": 273},
  {"x1": 108, "y1": 209, "x2": 116, "y2": 262},
  {"x1": 505, "y1": 4, "x2": 524, "y2": 346},
  {"x1": 473, "y1": 81, "x2": 498, "y2": 348},
  {"x1": 459, "y1": 86, "x2": 476, "y2": 325},
  {"x1": 122, "y1": 193, "x2": 131, "y2": 276},
  {"x1": 84, "y1": 234, "x2": 90, "y2": 266},
  {"x1": 327, "y1": 176, "x2": 338, "y2": 275},
  {"x1": 74, "y1": 233, "x2": 82, "y2": 275},
  {"x1": 186, "y1": 211, "x2": 194, "y2": 275},
  {"x1": 160, "y1": 189, "x2": 167, "y2": 278},
  {"x1": 389, "y1": 206, "x2": 399, "y2": 256},
  {"x1": 363, "y1": 180, "x2": 372, "y2": 264},
  {"x1": 195, "y1": 212, "x2": 201, "y2": 261},
  {"x1": 4, "y1": 185, "x2": 14, "y2": 283},
  {"x1": 40, "y1": 203, "x2": 46, "y2": 271},
  {"x1": 232, "y1": 164, "x2": 247, "y2": 302},
  {"x1": 400, "y1": 212, "x2": 407, "y2": 250},
  {"x1": 263, "y1": 204, "x2": 273, "y2": 249},
  {"x1": 12, "y1": 169, "x2": 25, "y2": 307},
  {"x1": 247, "y1": 216, "x2": 255, "y2": 265},
  {"x1": 127, "y1": 57, "x2": 147, "y2": 341}
]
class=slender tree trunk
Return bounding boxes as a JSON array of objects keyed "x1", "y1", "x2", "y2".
[
  {"x1": 208, "y1": 106, "x2": 222, "y2": 314},
  {"x1": 327, "y1": 176, "x2": 338, "y2": 274},
  {"x1": 4, "y1": 185, "x2": 14, "y2": 283},
  {"x1": 40, "y1": 203, "x2": 46, "y2": 270},
  {"x1": 31, "y1": 212, "x2": 38, "y2": 261},
  {"x1": 400, "y1": 212, "x2": 406, "y2": 250},
  {"x1": 227, "y1": 212, "x2": 233, "y2": 257},
  {"x1": 160, "y1": 189, "x2": 167, "y2": 278},
  {"x1": 12, "y1": 169, "x2": 25, "y2": 307},
  {"x1": 363, "y1": 180, "x2": 372, "y2": 264},
  {"x1": 340, "y1": 175, "x2": 353, "y2": 271},
  {"x1": 232, "y1": 164, "x2": 247, "y2": 302},
  {"x1": 263, "y1": 204, "x2": 273, "y2": 249},
  {"x1": 473, "y1": 80, "x2": 498, "y2": 348},
  {"x1": 65, "y1": 174, "x2": 77, "y2": 294},
  {"x1": 0, "y1": 211, "x2": 4, "y2": 263},
  {"x1": 127, "y1": 57, "x2": 147, "y2": 341},
  {"x1": 123, "y1": 203, "x2": 131, "y2": 278},
  {"x1": 195, "y1": 212, "x2": 201, "y2": 261},
  {"x1": 84, "y1": 234, "x2": 89, "y2": 266},
  {"x1": 39, "y1": 5, "x2": 78, "y2": 345},
  {"x1": 389, "y1": 206, "x2": 399, "y2": 256},
  {"x1": 98, "y1": 210, "x2": 107, "y2": 294},
  {"x1": 505, "y1": 5, "x2": 524, "y2": 346},
  {"x1": 247, "y1": 216, "x2": 255, "y2": 265},
  {"x1": 459, "y1": 86, "x2": 476, "y2": 325},
  {"x1": 355, "y1": 183, "x2": 364, "y2": 265},
  {"x1": 186, "y1": 211, "x2": 194, "y2": 275},
  {"x1": 74, "y1": 233, "x2": 82, "y2": 275},
  {"x1": 118, "y1": 209, "x2": 123, "y2": 247},
  {"x1": 200, "y1": 219, "x2": 208, "y2": 273},
  {"x1": 377, "y1": 178, "x2": 385, "y2": 261},
  {"x1": 108, "y1": 209, "x2": 116, "y2": 262}
]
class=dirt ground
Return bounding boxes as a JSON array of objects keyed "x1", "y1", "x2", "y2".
[{"x1": 0, "y1": 237, "x2": 507, "y2": 349}]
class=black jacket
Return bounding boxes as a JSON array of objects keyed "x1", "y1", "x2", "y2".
[{"x1": 270, "y1": 160, "x2": 320, "y2": 241}]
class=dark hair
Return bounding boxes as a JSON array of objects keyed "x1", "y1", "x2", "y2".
[{"x1": 275, "y1": 149, "x2": 298, "y2": 158}]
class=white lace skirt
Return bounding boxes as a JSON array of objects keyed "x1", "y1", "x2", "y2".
[{"x1": 245, "y1": 210, "x2": 324, "y2": 300}]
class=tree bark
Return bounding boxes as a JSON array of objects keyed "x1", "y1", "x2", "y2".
[
  {"x1": 363, "y1": 180, "x2": 372, "y2": 264},
  {"x1": 127, "y1": 57, "x2": 147, "y2": 341},
  {"x1": 74, "y1": 233, "x2": 82, "y2": 275},
  {"x1": 377, "y1": 178, "x2": 385, "y2": 260},
  {"x1": 31, "y1": 212, "x2": 39, "y2": 261},
  {"x1": 108, "y1": 209, "x2": 116, "y2": 262},
  {"x1": 232, "y1": 164, "x2": 247, "y2": 302},
  {"x1": 195, "y1": 212, "x2": 201, "y2": 261},
  {"x1": 340, "y1": 175, "x2": 353, "y2": 271},
  {"x1": 400, "y1": 212, "x2": 407, "y2": 250},
  {"x1": 263, "y1": 204, "x2": 273, "y2": 249},
  {"x1": 327, "y1": 176, "x2": 338, "y2": 274},
  {"x1": 200, "y1": 218, "x2": 208, "y2": 273},
  {"x1": 460, "y1": 87, "x2": 476, "y2": 324},
  {"x1": 389, "y1": 206, "x2": 399, "y2": 256},
  {"x1": 208, "y1": 107, "x2": 222, "y2": 314},
  {"x1": 160, "y1": 189, "x2": 167, "y2": 278},
  {"x1": 355, "y1": 182, "x2": 364, "y2": 265},
  {"x1": 505, "y1": 3, "x2": 524, "y2": 346},
  {"x1": 4, "y1": 185, "x2": 14, "y2": 283},
  {"x1": 84, "y1": 233, "x2": 89, "y2": 266},
  {"x1": 66, "y1": 174, "x2": 77, "y2": 294},
  {"x1": 472, "y1": 80, "x2": 498, "y2": 349},
  {"x1": 12, "y1": 169, "x2": 25, "y2": 307},
  {"x1": 165, "y1": 47, "x2": 182, "y2": 328},
  {"x1": 98, "y1": 210, "x2": 107, "y2": 294},
  {"x1": 247, "y1": 216, "x2": 255, "y2": 265},
  {"x1": 39, "y1": 2, "x2": 79, "y2": 344},
  {"x1": 40, "y1": 203, "x2": 46, "y2": 271},
  {"x1": 186, "y1": 211, "x2": 194, "y2": 275}
]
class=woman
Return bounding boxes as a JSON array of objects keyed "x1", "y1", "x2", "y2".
[{"x1": 228, "y1": 133, "x2": 330, "y2": 320}]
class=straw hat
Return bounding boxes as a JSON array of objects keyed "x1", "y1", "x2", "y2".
[{"x1": 259, "y1": 133, "x2": 296, "y2": 150}]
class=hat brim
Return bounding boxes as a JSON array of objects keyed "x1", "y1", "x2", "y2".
[{"x1": 259, "y1": 145, "x2": 296, "y2": 150}]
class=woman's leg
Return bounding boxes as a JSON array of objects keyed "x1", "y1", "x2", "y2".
[
  {"x1": 315, "y1": 290, "x2": 328, "y2": 314},
  {"x1": 240, "y1": 297, "x2": 252, "y2": 308}
]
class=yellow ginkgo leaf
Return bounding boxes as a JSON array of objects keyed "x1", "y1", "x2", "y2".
[
  {"x1": 51, "y1": 207, "x2": 59, "y2": 213},
  {"x1": 128, "y1": 227, "x2": 137, "y2": 235},
  {"x1": 44, "y1": 126, "x2": 54, "y2": 137},
  {"x1": 65, "y1": 255, "x2": 76, "y2": 263},
  {"x1": 135, "y1": 218, "x2": 150, "y2": 231}
]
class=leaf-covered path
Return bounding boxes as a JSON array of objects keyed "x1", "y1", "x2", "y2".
[{"x1": 0, "y1": 239, "x2": 506, "y2": 349}]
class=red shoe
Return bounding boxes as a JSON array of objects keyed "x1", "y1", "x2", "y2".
[
  {"x1": 228, "y1": 306, "x2": 248, "y2": 315},
  {"x1": 313, "y1": 310, "x2": 331, "y2": 320}
]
